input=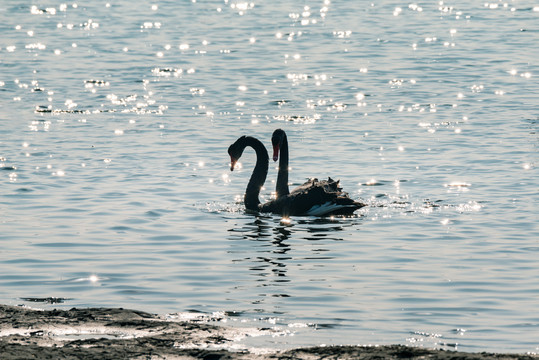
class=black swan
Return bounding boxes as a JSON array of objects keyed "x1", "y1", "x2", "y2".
[
  {"x1": 228, "y1": 135, "x2": 271, "y2": 213},
  {"x1": 270, "y1": 128, "x2": 365, "y2": 216},
  {"x1": 228, "y1": 133, "x2": 365, "y2": 216}
]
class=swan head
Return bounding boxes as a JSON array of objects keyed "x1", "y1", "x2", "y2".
[
  {"x1": 228, "y1": 135, "x2": 246, "y2": 171},
  {"x1": 271, "y1": 128, "x2": 286, "y2": 162}
]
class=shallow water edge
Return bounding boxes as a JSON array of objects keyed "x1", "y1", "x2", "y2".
[{"x1": 0, "y1": 304, "x2": 536, "y2": 360}]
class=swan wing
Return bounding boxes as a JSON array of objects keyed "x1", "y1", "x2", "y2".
[{"x1": 305, "y1": 202, "x2": 358, "y2": 216}]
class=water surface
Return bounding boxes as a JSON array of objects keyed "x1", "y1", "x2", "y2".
[{"x1": 1, "y1": 1, "x2": 538, "y2": 354}]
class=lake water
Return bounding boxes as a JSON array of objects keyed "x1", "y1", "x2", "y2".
[{"x1": 1, "y1": 0, "x2": 538, "y2": 354}]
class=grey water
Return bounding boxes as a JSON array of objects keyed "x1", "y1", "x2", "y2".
[{"x1": 1, "y1": 0, "x2": 538, "y2": 354}]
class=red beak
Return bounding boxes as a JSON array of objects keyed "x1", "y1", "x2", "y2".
[
  {"x1": 272, "y1": 144, "x2": 279, "y2": 162},
  {"x1": 230, "y1": 157, "x2": 237, "y2": 171}
]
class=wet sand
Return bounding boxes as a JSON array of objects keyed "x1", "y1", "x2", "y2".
[{"x1": 0, "y1": 304, "x2": 536, "y2": 359}]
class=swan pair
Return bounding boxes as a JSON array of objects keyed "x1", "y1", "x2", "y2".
[{"x1": 228, "y1": 129, "x2": 365, "y2": 217}]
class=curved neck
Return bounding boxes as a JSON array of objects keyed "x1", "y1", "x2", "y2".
[
  {"x1": 243, "y1": 137, "x2": 269, "y2": 211},
  {"x1": 276, "y1": 133, "x2": 290, "y2": 198}
]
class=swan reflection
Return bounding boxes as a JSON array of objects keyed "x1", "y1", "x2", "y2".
[{"x1": 227, "y1": 215, "x2": 361, "y2": 305}]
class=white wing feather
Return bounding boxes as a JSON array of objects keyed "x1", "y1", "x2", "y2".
[{"x1": 305, "y1": 201, "x2": 355, "y2": 216}]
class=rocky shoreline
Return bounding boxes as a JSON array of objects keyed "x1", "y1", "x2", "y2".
[{"x1": 0, "y1": 304, "x2": 536, "y2": 359}]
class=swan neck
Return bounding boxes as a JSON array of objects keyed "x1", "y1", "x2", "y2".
[
  {"x1": 276, "y1": 133, "x2": 290, "y2": 198},
  {"x1": 244, "y1": 137, "x2": 269, "y2": 211}
]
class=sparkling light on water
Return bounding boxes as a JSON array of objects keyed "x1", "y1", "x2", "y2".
[{"x1": 1, "y1": 0, "x2": 538, "y2": 354}]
